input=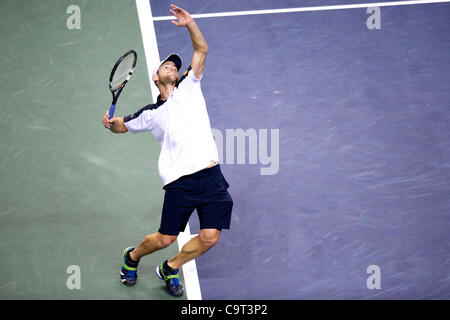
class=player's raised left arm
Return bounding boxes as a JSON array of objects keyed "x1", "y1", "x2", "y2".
[{"x1": 169, "y1": 4, "x2": 208, "y2": 79}]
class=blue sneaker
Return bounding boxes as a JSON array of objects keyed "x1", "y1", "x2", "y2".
[
  {"x1": 155, "y1": 260, "x2": 184, "y2": 297},
  {"x1": 120, "y1": 246, "x2": 138, "y2": 286}
]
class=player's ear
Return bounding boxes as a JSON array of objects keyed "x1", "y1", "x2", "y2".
[{"x1": 152, "y1": 74, "x2": 159, "y2": 83}]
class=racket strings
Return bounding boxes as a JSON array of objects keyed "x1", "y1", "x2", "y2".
[{"x1": 111, "y1": 54, "x2": 135, "y2": 91}]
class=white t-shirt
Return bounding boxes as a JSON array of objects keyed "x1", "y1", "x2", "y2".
[{"x1": 124, "y1": 68, "x2": 219, "y2": 186}]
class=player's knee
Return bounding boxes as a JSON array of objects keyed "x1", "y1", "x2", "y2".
[
  {"x1": 160, "y1": 234, "x2": 178, "y2": 248},
  {"x1": 162, "y1": 235, "x2": 177, "y2": 247},
  {"x1": 199, "y1": 230, "x2": 220, "y2": 248},
  {"x1": 160, "y1": 236, "x2": 177, "y2": 248}
]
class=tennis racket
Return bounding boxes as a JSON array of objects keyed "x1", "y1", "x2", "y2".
[{"x1": 107, "y1": 50, "x2": 137, "y2": 121}]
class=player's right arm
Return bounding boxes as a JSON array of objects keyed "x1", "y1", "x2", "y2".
[
  {"x1": 169, "y1": 4, "x2": 207, "y2": 79},
  {"x1": 102, "y1": 110, "x2": 128, "y2": 133}
]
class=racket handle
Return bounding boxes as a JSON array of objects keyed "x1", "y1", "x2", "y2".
[{"x1": 108, "y1": 104, "x2": 116, "y2": 119}]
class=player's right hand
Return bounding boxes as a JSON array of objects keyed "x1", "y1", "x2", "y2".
[{"x1": 169, "y1": 4, "x2": 194, "y2": 27}]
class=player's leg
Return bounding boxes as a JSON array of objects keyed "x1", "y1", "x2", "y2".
[
  {"x1": 121, "y1": 182, "x2": 194, "y2": 287},
  {"x1": 155, "y1": 228, "x2": 220, "y2": 297},
  {"x1": 120, "y1": 233, "x2": 177, "y2": 286},
  {"x1": 155, "y1": 165, "x2": 231, "y2": 296},
  {"x1": 164, "y1": 164, "x2": 232, "y2": 270},
  {"x1": 167, "y1": 228, "x2": 221, "y2": 269},
  {"x1": 130, "y1": 232, "x2": 178, "y2": 262}
]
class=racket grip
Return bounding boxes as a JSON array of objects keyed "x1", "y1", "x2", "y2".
[{"x1": 108, "y1": 104, "x2": 116, "y2": 119}]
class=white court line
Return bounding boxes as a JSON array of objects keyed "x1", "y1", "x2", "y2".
[
  {"x1": 152, "y1": 0, "x2": 450, "y2": 20},
  {"x1": 135, "y1": 0, "x2": 159, "y2": 103},
  {"x1": 135, "y1": 0, "x2": 203, "y2": 301}
]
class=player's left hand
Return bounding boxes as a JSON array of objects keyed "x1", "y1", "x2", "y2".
[
  {"x1": 169, "y1": 4, "x2": 194, "y2": 27},
  {"x1": 102, "y1": 110, "x2": 113, "y2": 129}
]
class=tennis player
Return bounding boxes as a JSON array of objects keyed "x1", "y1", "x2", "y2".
[{"x1": 102, "y1": 4, "x2": 233, "y2": 297}]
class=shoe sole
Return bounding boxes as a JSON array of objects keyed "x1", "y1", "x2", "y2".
[{"x1": 155, "y1": 265, "x2": 163, "y2": 280}]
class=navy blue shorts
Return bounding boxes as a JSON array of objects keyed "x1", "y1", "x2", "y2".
[{"x1": 158, "y1": 164, "x2": 233, "y2": 236}]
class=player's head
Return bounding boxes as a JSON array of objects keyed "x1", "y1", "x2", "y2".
[{"x1": 152, "y1": 53, "x2": 182, "y2": 87}]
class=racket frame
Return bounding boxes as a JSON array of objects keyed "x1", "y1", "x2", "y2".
[{"x1": 108, "y1": 50, "x2": 137, "y2": 119}]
